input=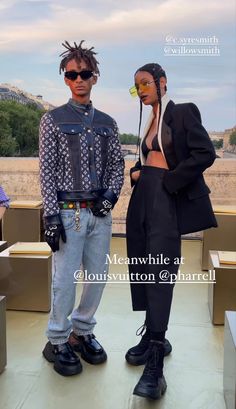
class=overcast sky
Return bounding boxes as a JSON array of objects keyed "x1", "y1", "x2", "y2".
[{"x1": 0, "y1": 0, "x2": 235, "y2": 133}]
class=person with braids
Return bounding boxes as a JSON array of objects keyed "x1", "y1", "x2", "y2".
[
  {"x1": 125, "y1": 63, "x2": 217, "y2": 399},
  {"x1": 39, "y1": 40, "x2": 124, "y2": 376}
]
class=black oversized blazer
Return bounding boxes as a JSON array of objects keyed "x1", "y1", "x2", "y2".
[{"x1": 132, "y1": 100, "x2": 217, "y2": 234}]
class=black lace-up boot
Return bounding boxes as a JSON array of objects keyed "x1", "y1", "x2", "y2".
[
  {"x1": 133, "y1": 340, "x2": 167, "y2": 400},
  {"x1": 125, "y1": 324, "x2": 172, "y2": 365}
]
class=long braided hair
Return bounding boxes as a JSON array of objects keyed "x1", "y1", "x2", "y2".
[
  {"x1": 59, "y1": 40, "x2": 100, "y2": 75},
  {"x1": 135, "y1": 63, "x2": 167, "y2": 159}
]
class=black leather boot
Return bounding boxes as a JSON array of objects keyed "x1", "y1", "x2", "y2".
[
  {"x1": 42, "y1": 341, "x2": 82, "y2": 376},
  {"x1": 125, "y1": 326, "x2": 172, "y2": 365},
  {"x1": 133, "y1": 340, "x2": 167, "y2": 400}
]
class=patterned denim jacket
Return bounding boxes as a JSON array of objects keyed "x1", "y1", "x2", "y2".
[{"x1": 39, "y1": 100, "x2": 124, "y2": 217}]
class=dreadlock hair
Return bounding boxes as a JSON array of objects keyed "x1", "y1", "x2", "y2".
[
  {"x1": 59, "y1": 40, "x2": 100, "y2": 75},
  {"x1": 134, "y1": 63, "x2": 167, "y2": 160}
]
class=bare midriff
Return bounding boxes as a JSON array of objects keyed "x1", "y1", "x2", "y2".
[
  {"x1": 144, "y1": 111, "x2": 169, "y2": 170},
  {"x1": 145, "y1": 150, "x2": 169, "y2": 169}
]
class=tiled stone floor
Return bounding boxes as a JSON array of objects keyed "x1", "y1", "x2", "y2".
[{"x1": 0, "y1": 238, "x2": 226, "y2": 409}]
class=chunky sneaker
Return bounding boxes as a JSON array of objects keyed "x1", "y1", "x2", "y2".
[
  {"x1": 69, "y1": 332, "x2": 107, "y2": 365},
  {"x1": 42, "y1": 341, "x2": 82, "y2": 376},
  {"x1": 133, "y1": 340, "x2": 167, "y2": 400},
  {"x1": 125, "y1": 327, "x2": 172, "y2": 365}
]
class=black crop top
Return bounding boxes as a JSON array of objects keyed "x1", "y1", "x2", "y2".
[{"x1": 141, "y1": 134, "x2": 161, "y2": 157}]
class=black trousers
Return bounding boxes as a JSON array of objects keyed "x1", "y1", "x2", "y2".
[{"x1": 126, "y1": 166, "x2": 181, "y2": 332}]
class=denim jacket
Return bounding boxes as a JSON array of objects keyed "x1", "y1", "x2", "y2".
[{"x1": 39, "y1": 99, "x2": 124, "y2": 217}]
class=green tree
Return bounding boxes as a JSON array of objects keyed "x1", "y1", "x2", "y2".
[
  {"x1": 0, "y1": 111, "x2": 18, "y2": 156},
  {"x1": 212, "y1": 139, "x2": 223, "y2": 149},
  {"x1": 0, "y1": 135, "x2": 18, "y2": 156},
  {"x1": 0, "y1": 111, "x2": 11, "y2": 139},
  {"x1": 229, "y1": 131, "x2": 236, "y2": 146},
  {"x1": 119, "y1": 133, "x2": 138, "y2": 145},
  {"x1": 0, "y1": 100, "x2": 45, "y2": 156}
]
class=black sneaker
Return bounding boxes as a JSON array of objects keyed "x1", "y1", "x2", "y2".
[
  {"x1": 42, "y1": 341, "x2": 82, "y2": 376},
  {"x1": 69, "y1": 332, "x2": 107, "y2": 365},
  {"x1": 125, "y1": 328, "x2": 172, "y2": 366}
]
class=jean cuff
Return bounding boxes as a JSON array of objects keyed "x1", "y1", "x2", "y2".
[{"x1": 72, "y1": 329, "x2": 94, "y2": 336}]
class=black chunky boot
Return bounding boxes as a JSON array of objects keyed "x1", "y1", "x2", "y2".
[
  {"x1": 125, "y1": 325, "x2": 172, "y2": 366},
  {"x1": 69, "y1": 332, "x2": 107, "y2": 365},
  {"x1": 133, "y1": 340, "x2": 167, "y2": 400},
  {"x1": 125, "y1": 326, "x2": 150, "y2": 365},
  {"x1": 43, "y1": 341, "x2": 82, "y2": 376}
]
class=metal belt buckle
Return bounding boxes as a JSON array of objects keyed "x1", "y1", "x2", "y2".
[{"x1": 74, "y1": 202, "x2": 81, "y2": 231}]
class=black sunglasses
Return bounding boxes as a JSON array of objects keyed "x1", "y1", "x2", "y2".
[{"x1": 64, "y1": 70, "x2": 94, "y2": 81}]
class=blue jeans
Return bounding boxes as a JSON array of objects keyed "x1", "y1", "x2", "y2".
[{"x1": 46, "y1": 208, "x2": 112, "y2": 345}]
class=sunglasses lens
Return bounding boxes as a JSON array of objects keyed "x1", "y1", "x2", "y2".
[
  {"x1": 129, "y1": 86, "x2": 138, "y2": 97},
  {"x1": 139, "y1": 83, "x2": 149, "y2": 93},
  {"x1": 65, "y1": 71, "x2": 78, "y2": 80},
  {"x1": 79, "y1": 70, "x2": 93, "y2": 80},
  {"x1": 65, "y1": 70, "x2": 94, "y2": 81}
]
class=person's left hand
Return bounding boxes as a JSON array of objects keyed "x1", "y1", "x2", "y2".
[{"x1": 91, "y1": 197, "x2": 113, "y2": 217}]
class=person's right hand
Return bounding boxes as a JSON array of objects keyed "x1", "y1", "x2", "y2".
[
  {"x1": 44, "y1": 222, "x2": 66, "y2": 252},
  {"x1": 0, "y1": 206, "x2": 6, "y2": 221},
  {"x1": 131, "y1": 170, "x2": 140, "y2": 183}
]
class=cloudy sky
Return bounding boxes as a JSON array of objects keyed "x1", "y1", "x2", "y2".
[{"x1": 0, "y1": 0, "x2": 235, "y2": 133}]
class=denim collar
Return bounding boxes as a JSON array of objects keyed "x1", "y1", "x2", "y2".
[{"x1": 68, "y1": 98, "x2": 93, "y2": 113}]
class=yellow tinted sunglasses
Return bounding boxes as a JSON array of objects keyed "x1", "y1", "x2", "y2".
[{"x1": 129, "y1": 80, "x2": 156, "y2": 97}]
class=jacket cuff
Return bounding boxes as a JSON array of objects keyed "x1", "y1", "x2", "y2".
[
  {"x1": 130, "y1": 179, "x2": 136, "y2": 188},
  {"x1": 0, "y1": 200, "x2": 10, "y2": 208},
  {"x1": 103, "y1": 189, "x2": 118, "y2": 206},
  {"x1": 44, "y1": 214, "x2": 62, "y2": 226},
  {"x1": 130, "y1": 162, "x2": 142, "y2": 188}
]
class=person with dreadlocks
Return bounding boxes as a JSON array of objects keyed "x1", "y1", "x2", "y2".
[
  {"x1": 39, "y1": 40, "x2": 124, "y2": 376},
  {"x1": 125, "y1": 63, "x2": 217, "y2": 399}
]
